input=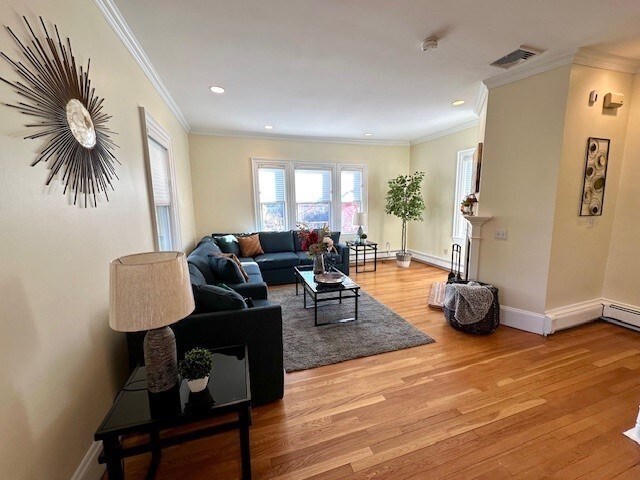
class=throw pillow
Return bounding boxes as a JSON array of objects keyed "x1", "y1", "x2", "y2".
[
  {"x1": 193, "y1": 284, "x2": 247, "y2": 313},
  {"x1": 208, "y1": 255, "x2": 247, "y2": 284},
  {"x1": 214, "y1": 234, "x2": 241, "y2": 256},
  {"x1": 237, "y1": 233, "x2": 264, "y2": 257}
]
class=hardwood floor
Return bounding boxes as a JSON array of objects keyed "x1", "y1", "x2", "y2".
[{"x1": 121, "y1": 261, "x2": 640, "y2": 479}]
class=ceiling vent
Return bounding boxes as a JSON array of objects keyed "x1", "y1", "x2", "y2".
[{"x1": 490, "y1": 45, "x2": 543, "y2": 69}]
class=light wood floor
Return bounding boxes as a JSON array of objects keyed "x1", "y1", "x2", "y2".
[{"x1": 122, "y1": 261, "x2": 640, "y2": 479}]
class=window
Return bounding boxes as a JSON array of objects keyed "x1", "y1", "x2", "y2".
[
  {"x1": 339, "y1": 167, "x2": 364, "y2": 234},
  {"x1": 256, "y1": 165, "x2": 287, "y2": 231},
  {"x1": 144, "y1": 110, "x2": 181, "y2": 251},
  {"x1": 452, "y1": 148, "x2": 476, "y2": 242},
  {"x1": 251, "y1": 159, "x2": 367, "y2": 234},
  {"x1": 294, "y1": 167, "x2": 333, "y2": 229}
]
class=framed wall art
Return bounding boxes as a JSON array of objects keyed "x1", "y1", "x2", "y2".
[
  {"x1": 579, "y1": 137, "x2": 610, "y2": 216},
  {"x1": 471, "y1": 142, "x2": 483, "y2": 193}
]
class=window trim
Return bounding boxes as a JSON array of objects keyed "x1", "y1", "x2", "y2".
[
  {"x1": 142, "y1": 108, "x2": 182, "y2": 251},
  {"x1": 452, "y1": 148, "x2": 476, "y2": 244},
  {"x1": 251, "y1": 158, "x2": 368, "y2": 234}
]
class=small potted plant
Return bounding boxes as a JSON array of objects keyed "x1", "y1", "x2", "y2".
[
  {"x1": 179, "y1": 348, "x2": 213, "y2": 393},
  {"x1": 460, "y1": 194, "x2": 478, "y2": 216}
]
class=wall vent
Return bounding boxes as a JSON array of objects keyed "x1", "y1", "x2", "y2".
[{"x1": 490, "y1": 45, "x2": 543, "y2": 69}]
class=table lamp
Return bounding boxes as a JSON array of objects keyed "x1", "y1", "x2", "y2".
[
  {"x1": 109, "y1": 252, "x2": 195, "y2": 393},
  {"x1": 354, "y1": 212, "x2": 366, "y2": 239}
]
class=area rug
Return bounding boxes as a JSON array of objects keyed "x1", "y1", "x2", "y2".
[{"x1": 269, "y1": 285, "x2": 435, "y2": 372}]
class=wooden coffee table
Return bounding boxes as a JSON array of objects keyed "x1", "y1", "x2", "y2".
[{"x1": 293, "y1": 266, "x2": 360, "y2": 326}]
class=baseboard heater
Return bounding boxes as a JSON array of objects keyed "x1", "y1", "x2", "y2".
[{"x1": 602, "y1": 304, "x2": 640, "y2": 333}]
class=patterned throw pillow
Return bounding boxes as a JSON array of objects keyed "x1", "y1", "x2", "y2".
[{"x1": 237, "y1": 233, "x2": 264, "y2": 257}]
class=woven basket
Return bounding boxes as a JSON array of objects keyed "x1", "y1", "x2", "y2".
[{"x1": 443, "y1": 282, "x2": 500, "y2": 335}]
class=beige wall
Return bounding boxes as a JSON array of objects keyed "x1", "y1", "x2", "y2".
[
  {"x1": 477, "y1": 66, "x2": 571, "y2": 314},
  {"x1": 603, "y1": 74, "x2": 640, "y2": 306},
  {"x1": 408, "y1": 127, "x2": 478, "y2": 259},
  {"x1": 546, "y1": 66, "x2": 634, "y2": 310},
  {"x1": 0, "y1": 1, "x2": 195, "y2": 478},
  {"x1": 189, "y1": 134, "x2": 410, "y2": 249}
]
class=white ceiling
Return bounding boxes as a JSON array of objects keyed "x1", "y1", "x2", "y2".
[{"x1": 112, "y1": 0, "x2": 640, "y2": 142}]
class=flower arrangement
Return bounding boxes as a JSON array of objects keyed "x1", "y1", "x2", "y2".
[
  {"x1": 297, "y1": 224, "x2": 337, "y2": 257},
  {"x1": 460, "y1": 194, "x2": 478, "y2": 216}
]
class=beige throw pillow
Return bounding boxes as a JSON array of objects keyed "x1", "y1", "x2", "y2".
[{"x1": 238, "y1": 234, "x2": 264, "y2": 257}]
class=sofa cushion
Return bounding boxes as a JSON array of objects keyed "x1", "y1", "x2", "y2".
[
  {"x1": 187, "y1": 254, "x2": 216, "y2": 284},
  {"x1": 192, "y1": 284, "x2": 247, "y2": 313},
  {"x1": 253, "y1": 252, "x2": 300, "y2": 271},
  {"x1": 214, "y1": 234, "x2": 241, "y2": 256},
  {"x1": 259, "y1": 231, "x2": 295, "y2": 253},
  {"x1": 295, "y1": 251, "x2": 313, "y2": 265},
  {"x1": 197, "y1": 236, "x2": 223, "y2": 255},
  {"x1": 240, "y1": 261, "x2": 261, "y2": 276},
  {"x1": 188, "y1": 263, "x2": 207, "y2": 286},
  {"x1": 238, "y1": 233, "x2": 265, "y2": 257},
  {"x1": 211, "y1": 253, "x2": 249, "y2": 282},
  {"x1": 209, "y1": 255, "x2": 246, "y2": 284}
]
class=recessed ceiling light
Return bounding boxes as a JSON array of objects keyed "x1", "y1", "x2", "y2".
[
  {"x1": 209, "y1": 86, "x2": 226, "y2": 94},
  {"x1": 451, "y1": 100, "x2": 466, "y2": 106},
  {"x1": 364, "y1": 132, "x2": 373, "y2": 137},
  {"x1": 264, "y1": 125, "x2": 274, "y2": 130}
]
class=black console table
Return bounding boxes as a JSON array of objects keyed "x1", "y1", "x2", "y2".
[
  {"x1": 346, "y1": 240, "x2": 378, "y2": 273},
  {"x1": 95, "y1": 345, "x2": 252, "y2": 479}
]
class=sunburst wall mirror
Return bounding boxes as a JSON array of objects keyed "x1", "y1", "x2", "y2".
[{"x1": 0, "y1": 16, "x2": 119, "y2": 207}]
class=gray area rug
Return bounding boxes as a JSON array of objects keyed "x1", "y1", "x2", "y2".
[{"x1": 269, "y1": 285, "x2": 435, "y2": 372}]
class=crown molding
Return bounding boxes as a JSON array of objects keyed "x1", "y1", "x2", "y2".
[
  {"x1": 483, "y1": 48, "x2": 578, "y2": 89},
  {"x1": 573, "y1": 49, "x2": 640, "y2": 74},
  {"x1": 409, "y1": 119, "x2": 479, "y2": 146},
  {"x1": 483, "y1": 48, "x2": 640, "y2": 90},
  {"x1": 473, "y1": 83, "x2": 488, "y2": 116},
  {"x1": 92, "y1": 0, "x2": 191, "y2": 132},
  {"x1": 189, "y1": 129, "x2": 410, "y2": 146}
]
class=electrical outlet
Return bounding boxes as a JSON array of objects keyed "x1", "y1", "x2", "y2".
[
  {"x1": 494, "y1": 229, "x2": 508, "y2": 240},
  {"x1": 444, "y1": 248, "x2": 448, "y2": 255}
]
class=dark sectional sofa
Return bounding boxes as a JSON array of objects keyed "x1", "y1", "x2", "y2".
[{"x1": 210, "y1": 230, "x2": 349, "y2": 285}]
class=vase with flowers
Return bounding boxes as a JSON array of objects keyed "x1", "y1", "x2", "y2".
[{"x1": 297, "y1": 224, "x2": 337, "y2": 274}]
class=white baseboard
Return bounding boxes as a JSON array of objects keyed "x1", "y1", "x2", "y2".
[
  {"x1": 407, "y1": 249, "x2": 455, "y2": 272},
  {"x1": 71, "y1": 441, "x2": 104, "y2": 480},
  {"x1": 500, "y1": 305, "x2": 547, "y2": 335},
  {"x1": 544, "y1": 299, "x2": 603, "y2": 335}
]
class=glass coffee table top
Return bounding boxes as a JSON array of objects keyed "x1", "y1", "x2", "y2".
[{"x1": 294, "y1": 266, "x2": 359, "y2": 293}]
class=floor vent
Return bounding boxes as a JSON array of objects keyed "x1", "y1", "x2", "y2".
[
  {"x1": 490, "y1": 45, "x2": 543, "y2": 69},
  {"x1": 602, "y1": 304, "x2": 640, "y2": 332}
]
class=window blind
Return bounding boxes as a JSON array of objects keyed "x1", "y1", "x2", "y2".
[{"x1": 148, "y1": 137, "x2": 171, "y2": 206}]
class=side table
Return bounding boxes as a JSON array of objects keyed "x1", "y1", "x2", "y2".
[
  {"x1": 346, "y1": 240, "x2": 378, "y2": 273},
  {"x1": 95, "y1": 344, "x2": 252, "y2": 479}
]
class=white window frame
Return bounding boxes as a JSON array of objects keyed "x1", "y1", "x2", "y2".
[
  {"x1": 252, "y1": 159, "x2": 289, "y2": 231},
  {"x1": 142, "y1": 108, "x2": 182, "y2": 251},
  {"x1": 338, "y1": 164, "x2": 369, "y2": 239},
  {"x1": 251, "y1": 158, "x2": 368, "y2": 234},
  {"x1": 452, "y1": 148, "x2": 476, "y2": 244}
]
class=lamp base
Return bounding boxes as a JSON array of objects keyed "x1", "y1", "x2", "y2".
[
  {"x1": 143, "y1": 326, "x2": 179, "y2": 393},
  {"x1": 357, "y1": 225, "x2": 364, "y2": 237}
]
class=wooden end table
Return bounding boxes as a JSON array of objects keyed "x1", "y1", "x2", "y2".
[{"x1": 95, "y1": 345, "x2": 252, "y2": 479}]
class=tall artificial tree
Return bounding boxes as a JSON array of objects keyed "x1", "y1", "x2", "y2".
[{"x1": 385, "y1": 172, "x2": 426, "y2": 254}]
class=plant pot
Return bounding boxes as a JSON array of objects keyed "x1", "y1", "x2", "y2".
[
  {"x1": 396, "y1": 252, "x2": 412, "y2": 268},
  {"x1": 186, "y1": 375, "x2": 209, "y2": 393}
]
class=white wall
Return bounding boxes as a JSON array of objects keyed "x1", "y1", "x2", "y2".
[
  {"x1": 546, "y1": 65, "x2": 634, "y2": 310},
  {"x1": 408, "y1": 127, "x2": 478, "y2": 260},
  {"x1": 477, "y1": 66, "x2": 571, "y2": 314},
  {"x1": 603, "y1": 74, "x2": 640, "y2": 307},
  {"x1": 0, "y1": 1, "x2": 196, "y2": 478},
  {"x1": 189, "y1": 134, "x2": 410, "y2": 249}
]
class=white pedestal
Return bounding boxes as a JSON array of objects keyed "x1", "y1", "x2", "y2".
[{"x1": 464, "y1": 216, "x2": 492, "y2": 281}]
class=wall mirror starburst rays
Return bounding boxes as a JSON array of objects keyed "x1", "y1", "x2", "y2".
[{"x1": 0, "y1": 16, "x2": 119, "y2": 207}]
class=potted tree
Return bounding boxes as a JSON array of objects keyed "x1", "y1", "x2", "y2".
[
  {"x1": 385, "y1": 172, "x2": 426, "y2": 268},
  {"x1": 179, "y1": 348, "x2": 213, "y2": 393}
]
